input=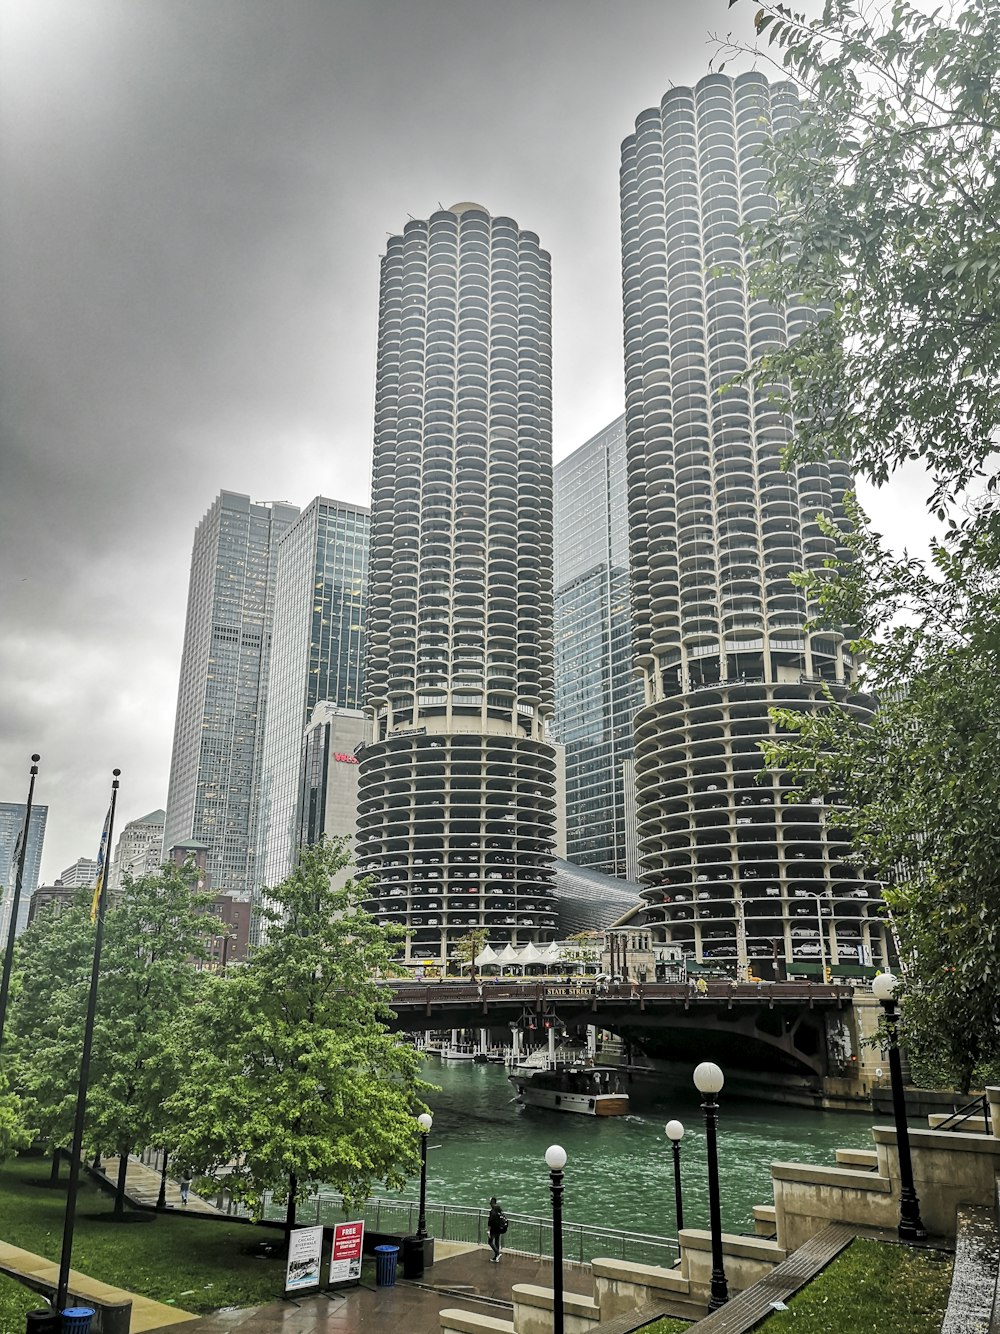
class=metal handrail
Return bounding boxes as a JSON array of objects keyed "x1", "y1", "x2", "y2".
[
  {"x1": 230, "y1": 1188, "x2": 679, "y2": 1268},
  {"x1": 935, "y1": 1095, "x2": 989, "y2": 1132}
]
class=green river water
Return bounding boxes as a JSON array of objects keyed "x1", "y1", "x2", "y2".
[{"x1": 414, "y1": 1057, "x2": 877, "y2": 1238}]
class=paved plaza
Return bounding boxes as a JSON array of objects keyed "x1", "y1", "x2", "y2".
[{"x1": 147, "y1": 1244, "x2": 594, "y2": 1334}]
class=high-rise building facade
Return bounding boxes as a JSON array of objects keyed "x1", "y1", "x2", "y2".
[
  {"x1": 0, "y1": 802, "x2": 47, "y2": 940},
  {"x1": 357, "y1": 202, "x2": 559, "y2": 969},
  {"x1": 619, "y1": 73, "x2": 887, "y2": 971},
  {"x1": 164, "y1": 491, "x2": 299, "y2": 898},
  {"x1": 108, "y1": 808, "x2": 166, "y2": 898},
  {"x1": 58, "y1": 857, "x2": 99, "y2": 888},
  {"x1": 256, "y1": 497, "x2": 369, "y2": 892},
  {"x1": 553, "y1": 415, "x2": 642, "y2": 878}
]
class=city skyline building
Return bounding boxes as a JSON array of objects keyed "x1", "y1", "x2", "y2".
[
  {"x1": 0, "y1": 801, "x2": 48, "y2": 941},
  {"x1": 356, "y1": 201, "x2": 559, "y2": 969},
  {"x1": 108, "y1": 808, "x2": 166, "y2": 898},
  {"x1": 255, "y1": 496, "x2": 369, "y2": 894},
  {"x1": 298, "y1": 702, "x2": 367, "y2": 891},
  {"x1": 618, "y1": 72, "x2": 887, "y2": 972},
  {"x1": 553, "y1": 414, "x2": 642, "y2": 878},
  {"x1": 164, "y1": 491, "x2": 300, "y2": 898},
  {"x1": 58, "y1": 857, "x2": 99, "y2": 888}
]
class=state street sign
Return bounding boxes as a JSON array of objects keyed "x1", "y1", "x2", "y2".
[
  {"x1": 285, "y1": 1225, "x2": 324, "y2": 1294},
  {"x1": 329, "y1": 1220, "x2": 365, "y2": 1284}
]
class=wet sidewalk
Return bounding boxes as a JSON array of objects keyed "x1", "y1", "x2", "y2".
[{"x1": 149, "y1": 1244, "x2": 594, "y2": 1334}]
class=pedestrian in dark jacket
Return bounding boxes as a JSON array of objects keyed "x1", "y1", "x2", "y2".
[{"x1": 487, "y1": 1196, "x2": 505, "y2": 1261}]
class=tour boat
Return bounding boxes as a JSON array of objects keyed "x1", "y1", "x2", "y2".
[{"x1": 508, "y1": 1063, "x2": 630, "y2": 1117}]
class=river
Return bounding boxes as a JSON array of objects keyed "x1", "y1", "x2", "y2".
[{"x1": 415, "y1": 1057, "x2": 877, "y2": 1237}]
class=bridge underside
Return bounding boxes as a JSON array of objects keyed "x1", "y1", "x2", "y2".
[{"x1": 387, "y1": 996, "x2": 841, "y2": 1079}]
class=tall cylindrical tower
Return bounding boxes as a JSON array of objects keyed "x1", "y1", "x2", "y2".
[
  {"x1": 620, "y1": 73, "x2": 888, "y2": 973},
  {"x1": 357, "y1": 203, "x2": 558, "y2": 970}
]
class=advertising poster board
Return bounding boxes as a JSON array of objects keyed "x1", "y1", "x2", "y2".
[
  {"x1": 328, "y1": 1220, "x2": 365, "y2": 1285},
  {"x1": 284, "y1": 1224, "x2": 324, "y2": 1295}
]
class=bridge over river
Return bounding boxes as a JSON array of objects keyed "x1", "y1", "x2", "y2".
[{"x1": 380, "y1": 979, "x2": 874, "y2": 1100}]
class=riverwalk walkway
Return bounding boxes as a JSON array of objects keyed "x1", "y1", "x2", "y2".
[
  {"x1": 145, "y1": 1245, "x2": 592, "y2": 1334},
  {"x1": 95, "y1": 1156, "x2": 221, "y2": 1215}
]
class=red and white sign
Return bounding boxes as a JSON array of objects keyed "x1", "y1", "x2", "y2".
[
  {"x1": 329, "y1": 1219, "x2": 365, "y2": 1283},
  {"x1": 334, "y1": 752, "x2": 359, "y2": 764}
]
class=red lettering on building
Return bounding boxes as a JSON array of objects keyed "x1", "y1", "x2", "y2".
[{"x1": 334, "y1": 752, "x2": 359, "y2": 764}]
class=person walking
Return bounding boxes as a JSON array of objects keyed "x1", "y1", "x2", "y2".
[
  {"x1": 180, "y1": 1174, "x2": 192, "y2": 1207},
  {"x1": 487, "y1": 1196, "x2": 507, "y2": 1262}
]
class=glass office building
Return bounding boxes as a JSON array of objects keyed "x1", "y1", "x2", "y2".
[
  {"x1": 164, "y1": 491, "x2": 299, "y2": 897},
  {"x1": 619, "y1": 73, "x2": 887, "y2": 971},
  {"x1": 357, "y1": 202, "x2": 559, "y2": 969},
  {"x1": 256, "y1": 497, "x2": 369, "y2": 892},
  {"x1": 0, "y1": 801, "x2": 47, "y2": 940},
  {"x1": 553, "y1": 415, "x2": 642, "y2": 877}
]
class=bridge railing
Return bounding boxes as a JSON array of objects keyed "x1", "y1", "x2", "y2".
[{"x1": 237, "y1": 1189, "x2": 679, "y2": 1268}]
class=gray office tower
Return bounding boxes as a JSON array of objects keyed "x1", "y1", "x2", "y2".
[
  {"x1": 357, "y1": 203, "x2": 559, "y2": 970},
  {"x1": 553, "y1": 415, "x2": 642, "y2": 878},
  {"x1": 619, "y1": 73, "x2": 887, "y2": 972},
  {"x1": 0, "y1": 801, "x2": 48, "y2": 940},
  {"x1": 256, "y1": 497, "x2": 369, "y2": 892},
  {"x1": 164, "y1": 491, "x2": 300, "y2": 898}
]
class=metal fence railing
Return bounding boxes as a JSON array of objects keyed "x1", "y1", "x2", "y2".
[{"x1": 230, "y1": 1189, "x2": 678, "y2": 1269}]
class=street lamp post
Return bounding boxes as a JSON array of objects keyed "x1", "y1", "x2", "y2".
[
  {"x1": 871, "y1": 973, "x2": 927, "y2": 1243},
  {"x1": 545, "y1": 1145, "x2": 567, "y2": 1334},
  {"x1": 416, "y1": 1112, "x2": 432, "y2": 1239},
  {"x1": 665, "y1": 1120, "x2": 685, "y2": 1237},
  {"x1": 693, "y1": 1062, "x2": 728, "y2": 1312}
]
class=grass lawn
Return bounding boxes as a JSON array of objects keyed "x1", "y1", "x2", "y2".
[
  {"x1": 635, "y1": 1319, "x2": 691, "y2": 1332},
  {"x1": 0, "y1": 1155, "x2": 292, "y2": 1314},
  {"x1": 758, "y1": 1238, "x2": 952, "y2": 1333},
  {"x1": 0, "y1": 1271, "x2": 45, "y2": 1334}
]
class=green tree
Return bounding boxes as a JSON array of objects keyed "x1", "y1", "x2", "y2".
[
  {"x1": 7, "y1": 864, "x2": 217, "y2": 1209},
  {"x1": 719, "y1": 1, "x2": 1000, "y2": 1083},
  {"x1": 7, "y1": 892, "x2": 94, "y2": 1173},
  {"x1": 763, "y1": 510, "x2": 1000, "y2": 1090},
  {"x1": 721, "y1": 0, "x2": 1000, "y2": 523},
  {"x1": 87, "y1": 860, "x2": 218, "y2": 1214},
  {"x1": 167, "y1": 839, "x2": 430, "y2": 1238},
  {"x1": 453, "y1": 928, "x2": 489, "y2": 978}
]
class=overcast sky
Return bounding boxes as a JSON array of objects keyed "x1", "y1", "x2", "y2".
[{"x1": 0, "y1": 0, "x2": 929, "y2": 881}]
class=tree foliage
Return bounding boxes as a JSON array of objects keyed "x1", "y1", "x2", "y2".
[
  {"x1": 763, "y1": 508, "x2": 1000, "y2": 1088},
  {"x1": 8, "y1": 863, "x2": 218, "y2": 1206},
  {"x1": 720, "y1": 1, "x2": 1000, "y2": 1088},
  {"x1": 720, "y1": 0, "x2": 1000, "y2": 521},
  {"x1": 167, "y1": 839, "x2": 429, "y2": 1233},
  {"x1": 8, "y1": 891, "x2": 94, "y2": 1153}
]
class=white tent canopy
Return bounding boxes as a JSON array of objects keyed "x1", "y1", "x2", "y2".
[
  {"x1": 496, "y1": 943, "x2": 522, "y2": 964},
  {"x1": 519, "y1": 942, "x2": 544, "y2": 964},
  {"x1": 474, "y1": 944, "x2": 499, "y2": 966},
  {"x1": 541, "y1": 942, "x2": 562, "y2": 964}
]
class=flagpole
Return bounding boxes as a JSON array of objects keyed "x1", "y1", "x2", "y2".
[
  {"x1": 56, "y1": 769, "x2": 121, "y2": 1314},
  {"x1": 0, "y1": 753, "x2": 41, "y2": 1054}
]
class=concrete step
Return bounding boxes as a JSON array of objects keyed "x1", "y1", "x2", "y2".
[
  {"x1": 439, "y1": 1311, "x2": 515, "y2": 1334},
  {"x1": 752, "y1": 1205, "x2": 776, "y2": 1238},
  {"x1": 834, "y1": 1148, "x2": 879, "y2": 1169}
]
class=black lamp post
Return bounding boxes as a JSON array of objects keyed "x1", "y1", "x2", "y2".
[
  {"x1": 871, "y1": 972, "x2": 927, "y2": 1243},
  {"x1": 156, "y1": 1150, "x2": 169, "y2": 1209},
  {"x1": 665, "y1": 1120, "x2": 685, "y2": 1237},
  {"x1": 693, "y1": 1061, "x2": 728, "y2": 1312},
  {"x1": 545, "y1": 1144, "x2": 567, "y2": 1334},
  {"x1": 416, "y1": 1112, "x2": 432, "y2": 1238}
]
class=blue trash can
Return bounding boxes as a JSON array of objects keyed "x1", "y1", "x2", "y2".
[
  {"x1": 374, "y1": 1243, "x2": 399, "y2": 1287},
  {"x1": 61, "y1": 1308, "x2": 95, "y2": 1334}
]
